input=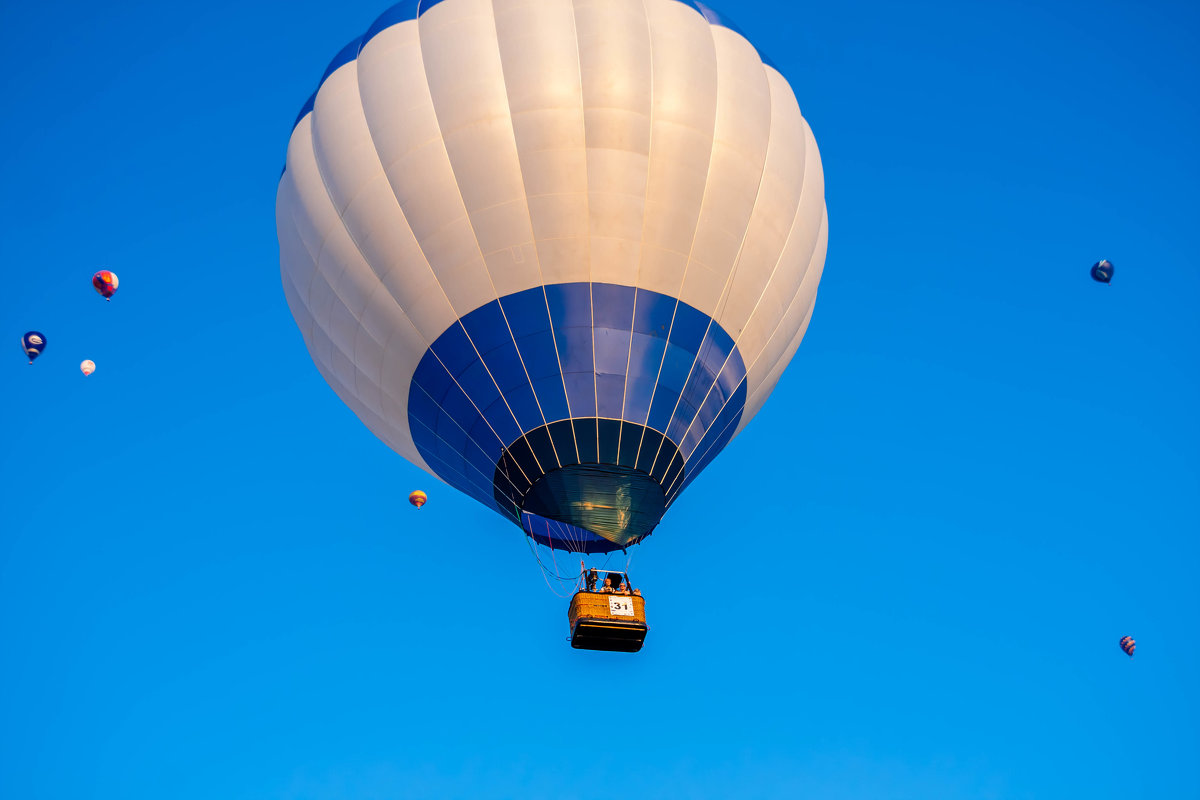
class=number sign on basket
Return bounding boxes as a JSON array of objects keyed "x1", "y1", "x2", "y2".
[{"x1": 609, "y1": 596, "x2": 635, "y2": 617}]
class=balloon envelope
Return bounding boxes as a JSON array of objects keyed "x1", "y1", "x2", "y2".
[
  {"x1": 409, "y1": 490, "x2": 428, "y2": 509},
  {"x1": 93, "y1": 270, "x2": 119, "y2": 299},
  {"x1": 21, "y1": 331, "x2": 46, "y2": 364},
  {"x1": 1119, "y1": 635, "x2": 1135, "y2": 657},
  {"x1": 1091, "y1": 260, "x2": 1113, "y2": 284},
  {"x1": 80, "y1": 360, "x2": 96, "y2": 376},
  {"x1": 278, "y1": 0, "x2": 828, "y2": 552}
]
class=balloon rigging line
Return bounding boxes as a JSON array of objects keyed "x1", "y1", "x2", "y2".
[{"x1": 524, "y1": 536, "x2": 574, "y2": 598}]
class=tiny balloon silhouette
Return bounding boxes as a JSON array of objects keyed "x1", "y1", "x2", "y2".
[
  {"x1": 409, "y1": 490, "x2": 428, "y2": 509},
  {"x1": 80, "y1": 360, "x2": 96, "y2": 376},
  {"x1": 21, "y1": 332, "x2": 46, "y2": 364},
  {"x1": 1119, "y1": 635, "x2": 1135, "y2": 658},
  {"x1": 1091, "y1": 259, "x2": 1114, "y2": 284},
  {"x1": 92, "y1": 270, "x2": 119, "y2": 300}
]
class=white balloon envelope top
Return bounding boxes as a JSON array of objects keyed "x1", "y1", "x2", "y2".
[{"x1": 277, "y1": 0, "x2": 829, "y2": 552}]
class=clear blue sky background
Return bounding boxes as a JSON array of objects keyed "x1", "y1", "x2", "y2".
[{"x1": 1, "y1": 0, "x2": 1197, "y2": 797}]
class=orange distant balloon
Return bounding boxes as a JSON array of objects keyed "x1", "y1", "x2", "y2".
[
  {"x1": 408, "y1": 490, "x2": 428, "y2": 509},
  {"x1": 1119, "y1": 635, "x2": 1136, "y2": 658}
]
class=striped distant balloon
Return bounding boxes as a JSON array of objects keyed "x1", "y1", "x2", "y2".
[
  {"x1": 409, "y1": 490, "x2": 428, "y2": 509},
  {"x1": 278, "y1": 0, "x2": 828, "y2": 553},
  {"x1": 1119, "y1": 635, "x2": 1135, "y2": 658}
]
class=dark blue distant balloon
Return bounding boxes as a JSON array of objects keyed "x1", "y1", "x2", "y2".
[
  {"x1": 21, "y1": 331, "x2": 46, "y2": 364},
  {"x1": 1091, "y1": 259, "x2": 1114, "y2": 284}
]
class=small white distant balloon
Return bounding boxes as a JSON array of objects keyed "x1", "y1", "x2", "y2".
[{"x1": 80, "y1": 360, "x2": 96, "y2": 376}]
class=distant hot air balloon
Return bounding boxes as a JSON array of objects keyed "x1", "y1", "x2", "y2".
[
  {"x1": 1091, "y1": 260, "x2": 1114, "y2": 284},
  {"x1": 1119, "y1": 635, "x2": 1135, "y2": 658},
  {"x1": 80, "y1": 360, "x2": 96, "y2": 376},
  {"x1": 409, "y1": 490, "x2": 428, "y2": 509},
  {"x1": 21, "y1": 331, "x2": 46, "y2": 364},
  {"x1": 278, "y1": 0, "x2": 828, "y2": 554},
  {"x1": 92, "y1": 270, "x2": 119, "y2": 300}
]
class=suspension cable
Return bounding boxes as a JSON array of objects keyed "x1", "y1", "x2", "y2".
[{"x1": 524, "y1": 537, "x2": 575, "y2": 598}]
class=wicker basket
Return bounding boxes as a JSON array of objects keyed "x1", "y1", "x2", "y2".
[{"x1": 567, "y1": 591, "x2": 648, "y2": 652}]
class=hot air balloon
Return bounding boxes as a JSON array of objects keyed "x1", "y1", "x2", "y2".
[
  {"x1": 80, "y1": 360, "x2": 96, "y2": 376},
  {"x1": 1091, "y1": 260, "x2": 1114, "y2": 284},
  {"x1": 1120, "y1": 635, "x2": 1135, "y2": 658},
  {"x1": 277, "y1": 0, "x2": 827, "y2": 557},
  {"x1": 21, "y1": 332, "x2": 46, "y2": 364},
  {"x1": 409, "y1": 490, "x2": 428, "y2": 509},
  {"x1": 93, "y1": 270, "x2": 119, "y2": 300}
]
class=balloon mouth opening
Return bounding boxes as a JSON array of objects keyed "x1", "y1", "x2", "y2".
[
  {"x1": 490, "y1": 418, "x2": 681, "y2": 553},
  {"x1": 521, "y1": 462, "x2": 665, "y2": 547}
]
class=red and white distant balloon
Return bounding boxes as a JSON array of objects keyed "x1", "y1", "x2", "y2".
[
  {"x1": 80, "y1": 360, "x2": 96, "y2": 376},
  {"x1": 92, "y1": 270, "x2": 119, "y2": 300}
]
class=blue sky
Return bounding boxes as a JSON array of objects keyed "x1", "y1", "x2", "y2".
[{"x1": 2, "y1": 0, "x2": 1197, "y2": 797}]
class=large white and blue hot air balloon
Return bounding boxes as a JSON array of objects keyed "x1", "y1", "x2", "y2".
[{"x1": 277, "y1": 0, "x2": 828, "y2": 553}]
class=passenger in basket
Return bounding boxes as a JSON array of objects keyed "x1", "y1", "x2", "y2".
[
  {"x1": 632, "y1": 587, "x2": 641, "y2": 596},
  {"x1": 599, "y1": 577, "x2": 614, "y2": 593},
  {"x1": 584, "y1": 567, "x2": 598, "y2": 592},
  {"x1": 617, "y1": 581, "x2": 631, "y2": 595}
]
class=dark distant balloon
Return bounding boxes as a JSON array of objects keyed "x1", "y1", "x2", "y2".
[
  {"x1": 1119, "y1": 635, "x2": 1135, "y2": 658},
  {"x1": 21, "y1": 331, "x2": 46, "y2": 364},
  {"x1": 1091, "y1": 260, "x2": 1114, "y2": 284},
  {"x1": 92, "y1": 270, "x2": 119, "y2": 300}
]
